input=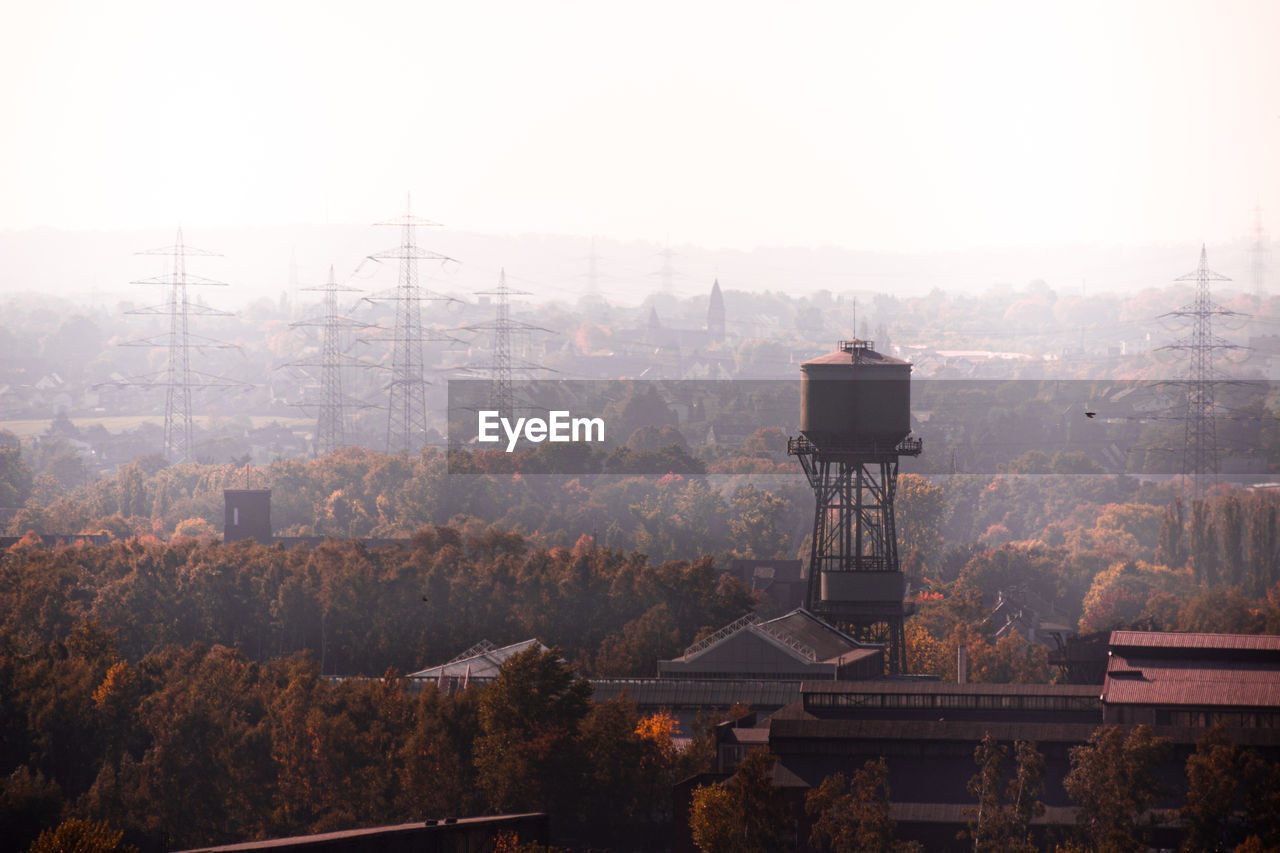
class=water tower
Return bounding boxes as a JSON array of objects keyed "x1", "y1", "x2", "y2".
[{"x1": 789, "y1": 339, "x2": 921, "y2": 673}]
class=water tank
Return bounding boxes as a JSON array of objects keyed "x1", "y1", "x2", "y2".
[{"x1": 800, "y1": 340, "x2": 911, "y2": 450}]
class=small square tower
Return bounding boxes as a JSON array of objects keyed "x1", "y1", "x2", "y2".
[{"x1": 224, "y1": 489, "x2": 272, "y2": 543}]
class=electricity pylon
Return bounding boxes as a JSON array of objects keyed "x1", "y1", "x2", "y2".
[
  {"x1": 1159, "y1": 245, "x2": 1239, "y2": 496},
  {"x1": 457, "y1": 269, "x2": 554, "y2": 417},
  {"x1": 119, "y1": 228, "x2": 246, "y2": 462},
  {"x1": 289, "y1": 265, "x2": 372, "y2": 456},
  {"x1": 363, "y1": 197, "x2": 457, "y2": 454}
]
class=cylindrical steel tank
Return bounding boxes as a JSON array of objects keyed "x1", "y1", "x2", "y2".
[{"x1": 800, "y1": 340, "x2": 911, "y2": 450}]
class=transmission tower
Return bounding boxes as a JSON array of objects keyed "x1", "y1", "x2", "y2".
[
  {"x1": 651, "y1": 240, "x2": 679, "y2": 294},
  {"x1": 460, "y1": 270, "x2": 554, "y2": 417},
  {"x1": 364, "y1": 197, "x2": 456, "y2": 454},
  {"x1": 119, "y1": 228, "x2": 246, "y2": 462},
  {"x1": 1160, "y1": 245, "x2": 1238, "y2": 496},
  {"x1": 289, "y1": 266, "x2": 371, "y2": 455},
  {"x1": 1250, "y1": 203, "x2": 1269, "y2": 298}
]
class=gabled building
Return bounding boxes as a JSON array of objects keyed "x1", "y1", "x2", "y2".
[
  {"x1": 408, "y1": 638, "x2": 548, "y2": 691},
  {"x1": 1101, "y1": 630, "x2": 1280, "y2": 727},
  {"x1": 657, "y1": 609, "x2": 883, "y2": 681}
]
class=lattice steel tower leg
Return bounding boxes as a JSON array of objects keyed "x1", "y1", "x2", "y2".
[
  {"x1": 794, "y1": 448, "x2": 914, "y2": 673},
  {"x1": 164, "y1": 232, "x2": 194, "y2": 461},
  {"x1": 1166, "y1": 246, "x2": 1233, "y2": 497},
  {"x1": 122, "y1": 229, "x2": 241, "y2": 463},
  {"x1": 370, "y1": 196, "x2": 452, "y2": 455},
  {"x1": 317, "y1": 267, "x2": 346, "y2": 453}
]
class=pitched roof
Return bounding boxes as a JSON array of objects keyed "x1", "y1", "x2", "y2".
[
  {"x1": 1109, "y1": 631, "x2": 1280, "y2": 652},
  {"x1": 408, "y1": 639, "x2": 546, "y2": 681},
  {"x1": 1103, "y1": 631, "x2": 1280, "y2": 708},
  {"x1": 674, "y1": 608, "x2": 878, "y2": 666},
  {"x1": 761, "y1": 609, "x2": 874, "y2": 663}
]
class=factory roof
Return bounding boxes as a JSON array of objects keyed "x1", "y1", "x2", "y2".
[
  {"x1": 1109, "y1": 631, "x2": 1280, "y2": 652},
  {"x1": 1103, "y1": 631, "x2": 1280, "y2": 709},
  {"x1": 671, "y1": 608, "x2": 878, "y2": 666}
]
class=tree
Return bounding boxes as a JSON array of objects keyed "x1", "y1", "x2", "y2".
[
  {"x1": 1157, "y1": 498, "x2": 1187, "y2": 569},
  {"x1": 474, "y1": 646, "x2": 592, "y2": 814},
  {"x1": 1190, "y1": 499, "x2": 1220, "y2": 585},
  {"x1": 962, "y1": 734, "x2": 1044, "y2": 853},
  {"x1": 806, "y1": 758, "x2": 922, "y2": 853},
  {"x1": 897, "y1": 474, "x2": 947, "y2": 574},
  {"x1": 689, "y1": 750, "x2": 795, "y2": 853},
  {"x1": 728, "y1": 484, "x2": 790, "y2": 559},
  {"x1": 0, "y1": 439, "x2": 33, "y2": 509},
  {"x1": 1246, "y1": 502, "x2": 1277, "y2": 597},
  {"x1": 28, "y1": 819, "x2": 137, "y2": 853},
  {"x1": 1063, "y1": 725, "x2": 1170, "y2": 853},
  {"x1": 1181, "y1": 724, "x2": 1244, "y2": 853},
  {"x1": 1217, "y1": 495, "x2": 1246, "y2": 586},
  {"x1": 689, "y1": 784, "x2": 739, "y2": 853}
]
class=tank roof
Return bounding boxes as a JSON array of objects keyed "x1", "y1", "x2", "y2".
[{"x1": 802, "y1": 339, "x2": 910, "y2": 367}]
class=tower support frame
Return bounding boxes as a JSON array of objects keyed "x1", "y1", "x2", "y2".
[{"x1": 791, "y1": 435, "x2": 921, "y2": 674}]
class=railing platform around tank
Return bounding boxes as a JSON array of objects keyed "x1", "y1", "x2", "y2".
[{"x1": 787, "y1": 435, "x2": 923, "y2": 458}]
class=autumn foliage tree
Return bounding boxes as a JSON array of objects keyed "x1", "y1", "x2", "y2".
[
  {"x1": 805, "y1": 758, "x2": 922, "y2": 853},
  {"x1": 1063, "y1": 725, "x2": 1170, "y2": 853}
]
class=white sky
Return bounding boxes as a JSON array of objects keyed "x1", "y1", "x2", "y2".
[{"x1": 1, "y1": 0, "x2": 1278, "y2": 252}]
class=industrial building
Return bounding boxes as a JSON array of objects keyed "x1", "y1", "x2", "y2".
[
  {"x1": 656, "y1": 608, "x2": 883, "y2": 681},
  {"x1": 674, "y1": 629, "x2": 1280, "y2": 852}
]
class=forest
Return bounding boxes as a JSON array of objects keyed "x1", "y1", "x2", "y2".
[{"x1": 4, "y1": 423, "x2": 1280, "y2": 849}]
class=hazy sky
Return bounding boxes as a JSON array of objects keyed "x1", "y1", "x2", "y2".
[{"x1": 2, "y1": 0, "x2": 1278, "y2": 253}]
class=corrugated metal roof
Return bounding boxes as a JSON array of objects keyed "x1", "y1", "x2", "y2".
[
  {"x1": 1103, "y1": 653, "x2": 1280, "y2": 708},
  {"x1": 1109, "y1": 631, "x2": 1280, "y2": 651},
  {"x1": 1103, "y1": 679, "x2": 1280, "y2": 708}
]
